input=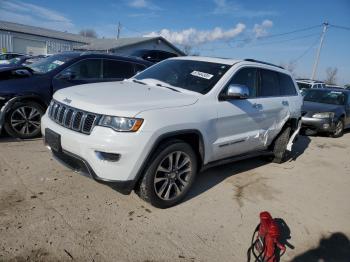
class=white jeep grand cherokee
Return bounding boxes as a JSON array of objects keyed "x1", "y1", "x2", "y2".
[{"x1": 41, "y1": 57, "x2": 303, "y2": 208}]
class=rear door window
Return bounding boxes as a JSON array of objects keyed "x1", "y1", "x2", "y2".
[
  {"x1": 279, "y1": 73, "x2": 297, "y2": 96},
  {"x1": 259, "y1": 69, "x2": 280, "y2": 97},
  {"x1": 103, "y1": 59, "x2": 135, "y2": 79}
]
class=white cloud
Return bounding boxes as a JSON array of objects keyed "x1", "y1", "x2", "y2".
[
  {"x1": 144, "y1": 23, "x2": 246, "y2": 45},
  {"x1": 128, "y1": 0, "x2": 161, "y2": 10},
  {"x1": 129, "y1": 0, "x2": 148, "y2": 8},
  {"x1": 213, "y1": 0, "x2": 277, "y2": 18},
  {"x1": 253, "y1": 20, "x2": 273, "y2": 38},
  {"x1": 0, "y1": 0, "x2": 74, "y2": 31}
]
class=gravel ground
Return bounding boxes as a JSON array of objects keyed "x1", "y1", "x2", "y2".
[{"x1": 0, "y1": 133, "x2": 349, "y2": 261}]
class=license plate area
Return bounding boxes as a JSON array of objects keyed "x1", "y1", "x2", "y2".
[{"x1": 45, "y1": 128, "x2": 61, "y2": 152}]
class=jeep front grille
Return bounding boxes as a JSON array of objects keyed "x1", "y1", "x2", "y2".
[{"x1": 48, "y1": 100, "x2": 100, "y2": 135}]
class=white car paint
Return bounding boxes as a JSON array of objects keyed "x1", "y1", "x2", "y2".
[{"x1": 41, "y1": 57, "x2": 303, "y2": 185}]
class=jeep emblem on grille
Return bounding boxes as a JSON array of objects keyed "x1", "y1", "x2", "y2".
[{"x1": 63, "y1": 98, "x2": 72, "y2": 104}]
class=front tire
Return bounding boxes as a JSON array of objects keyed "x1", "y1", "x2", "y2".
[
  {"x1": 4, "y1": 101, "x2": 45, "y2": 139},
  {"x1": 137, "y1": 140, "x2": 198, "y2": 208},
  {"x1": 331, "y1": 119, "x2": 344, "y2": 138},
  {"x1": 271, "y1": 126, "x2": 291, "y2": 164}
]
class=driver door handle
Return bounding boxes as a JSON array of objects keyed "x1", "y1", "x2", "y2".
[{"x1": 282, "y1": 100, "x2": 289, "y2": 106}]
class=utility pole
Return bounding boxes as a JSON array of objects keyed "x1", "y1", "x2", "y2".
[
  {"x1": 117, "y1": 22, "x2": 121, "y2": 39},
  {"x1": 311, "y1": 22, "x2": 328, "y2": 80}
]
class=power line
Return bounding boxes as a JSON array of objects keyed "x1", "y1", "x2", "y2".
[
  {"x1": 226, "y1": 24, "x2": 322, "y2": 45},
  {"x1": 329, "y1": 24, "x2": 350, "y2": 31},
  {"x1": 246, "y1": 33, "x2": 320, "y2": 47},
  {"x1": 256, "y1": 24, "x2": 322, "y2": 40},
  {"x1": 292, "y1": 36, "x2": 320, "y2": 62},
  {"x1": 193, "y1": 32, "x2": 320, "y2": 51}
]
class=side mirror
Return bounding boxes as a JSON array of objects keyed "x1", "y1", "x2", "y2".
[
  {"x1": 58, "y1": 70, "x2": 76, "y2": 80},
  {"x1": 220, "y1": 84, "x2": 249, "y2": 100}
]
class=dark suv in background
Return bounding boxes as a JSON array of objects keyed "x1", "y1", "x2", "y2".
[
  {"x1": 131, "y1": 49, "x2": 179, "y2": 63},
  {"x1": 0, "y1": 52, "x2": 151, "y2": 139}
]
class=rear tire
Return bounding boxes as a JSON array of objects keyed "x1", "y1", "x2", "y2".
[
  {"x1": 137, "y1": 139, "x2": 198, "y2": 208},
  {"x1": 271, "y1": 127, "x2": 291, "y2": 164},
  {"x1": 4, "y1": 101, "x2": 44, "y2": 139}
]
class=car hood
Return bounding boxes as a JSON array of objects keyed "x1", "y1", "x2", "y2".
[
  {"x1": 54, "y1": 81, "x2": 199, "y2": 117},
  {"x1": 302, "y1": 101, "x2": 343, "y2": 115}
]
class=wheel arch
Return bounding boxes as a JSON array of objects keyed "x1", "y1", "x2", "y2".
[
  {"x1": 133, "y1": 129, "x2": 205, "y2": 190},
  {"x1": 0, "y1": 95, "x2": 47, "y2": 134},
  {"x1": 268, "y1": 117, "x2": 300, "y2": 150}
]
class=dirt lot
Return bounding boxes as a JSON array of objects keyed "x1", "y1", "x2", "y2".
[{"x1": 0, "y1": 133, "x2": 350, "y2": 262}]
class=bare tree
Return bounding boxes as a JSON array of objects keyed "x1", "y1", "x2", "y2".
[
  {"x1": 325, "y1": 67, "x2": 338, "y2": 85},
  {"x1": 79, "y1": 29, "x2": 98, "y2": 38},
  {"x1": 279, "y1": 60, "x2": 297, "y2": 76},
  {"x1": 181, "y1": 44, "x2": 200, "y2": 56}
]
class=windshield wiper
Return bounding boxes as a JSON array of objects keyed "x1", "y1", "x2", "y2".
[
  {"x1": 132, "y1": 79, "x2": 147, "y2": 85},
  {"x1": 156, "y1": 83, "x2": 180, "y2": 93}
]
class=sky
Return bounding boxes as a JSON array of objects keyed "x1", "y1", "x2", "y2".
[{"x1": 0, "y1": 0, "x2": 349, "y2": 84}]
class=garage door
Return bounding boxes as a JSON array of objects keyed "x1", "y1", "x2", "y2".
[{"x1": 13, "y1": 38, "x2": 47, "y2": 55}]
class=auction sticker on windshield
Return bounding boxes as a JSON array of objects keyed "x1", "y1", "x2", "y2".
[
  {"x1": 53, "y1": 60, "x2": 65, "y2": 65},
  {"x1": 191, "y1": 71, "x2": 214, "y2": 80}
]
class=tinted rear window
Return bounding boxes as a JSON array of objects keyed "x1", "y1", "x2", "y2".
[
  {"x1": 279, "y1": 73, "x2": 297, "y2": 96},
  {"x1": 259, "y1": 69, "x2": 280, "y2": 97},
  {"x1": 103, "y1": 59, "x2": 135, "y2": 79}
]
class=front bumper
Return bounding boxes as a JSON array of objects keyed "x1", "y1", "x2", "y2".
[
  {"x1": 41, "y1": 113, "x2": 155, "y2": 192},
  {"x1": 51, "y1": 149, "x2": 135, "y2": 194},
  {"x1": 301, "y1": 117, "x2": 335, "y2": 132}
]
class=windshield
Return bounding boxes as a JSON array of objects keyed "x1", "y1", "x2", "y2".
[
  {"x1": 135, "y1": 59, "x2": 231, "y2": 94},
  {"x1": 8, "y1": 57, "x2": 23, "y2": 65},
  {"x1": 28, "y1": 54, "x2": 77, "y2": 73},
  {"x1": 304, "y1": 89, "x2": 346, "y2": 105}
]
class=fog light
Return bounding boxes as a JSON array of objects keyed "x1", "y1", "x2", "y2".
[
  {"x1": 96, "y1": 151, "x2": 121, "y2": 162},
  {"x1": 323, "y1": 123, "x2": 330, "y2": 129}
]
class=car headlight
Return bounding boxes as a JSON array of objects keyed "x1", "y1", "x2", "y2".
[
  {"x1": 99, "y1": 116, "x2": 143, "y2": 132},
  {"x1": 312, "y1": 112, "x2": 335, "y2": 119}
]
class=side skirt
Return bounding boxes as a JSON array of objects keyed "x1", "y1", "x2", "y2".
[{"x1": 201, "y1": 150, "x2": 273, "y2": 172}]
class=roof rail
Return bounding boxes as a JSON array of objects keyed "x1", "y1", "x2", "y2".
[
  {"x1": 244, "y1": 59, "x2": 284, "y2": 69},
  {"x1": 296, "y1": 78, "x2": 325, "y2": 83}
]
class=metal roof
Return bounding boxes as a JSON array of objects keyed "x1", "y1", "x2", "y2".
[
  {"x1": 76, "y1": 36, "x2": 185, "y2": 55},
  {"x1": 76, "y1": 37, "x2": 157, "y2": 51},
  {"x1": 0, "y1": 20, "x2": 93, "y2": 43},
  {"x1": 0, "y1": 20, "x2": 185, "y2": 55}
]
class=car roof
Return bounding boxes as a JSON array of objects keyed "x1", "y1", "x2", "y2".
[
  {"x1": 296, "y1": 79, "x2": 324, "y2": 84},
  {"x1": 53, "y1": 51, "x2": 152, "y2": 65}
]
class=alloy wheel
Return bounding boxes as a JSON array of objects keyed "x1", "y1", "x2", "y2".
[
  {"x1": 10, "y1": 106, "x2": 41, "y2": 136},
  {"x1": 153, "y1": 151, "x2": 192, "y2": 201},
  {"x1": 334, "y1": 121, "x2": 343, "y2": 137}
]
